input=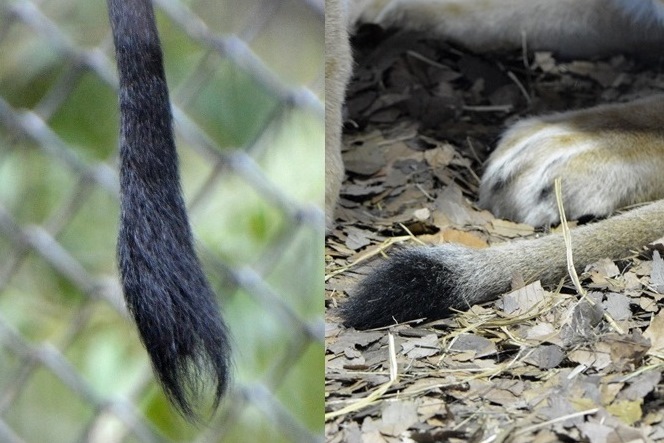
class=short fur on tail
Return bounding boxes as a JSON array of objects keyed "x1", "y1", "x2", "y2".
[
  {"x1": 343, "y1": 200, "x2": 664, "y2": 329},
  {"x1": 107, "y1": 0, "x2": 230, "y2": 418}
]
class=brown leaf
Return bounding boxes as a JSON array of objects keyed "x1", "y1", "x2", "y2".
[
  {"x1": 602, "y1": 292, "x2": 632, "y2": 321},
  {"x1": 344, "y1": 226, "x2": 374, "y2": 250},
  {"x1": 499, "y1": 281, "x2": 548, "y2": 315},
  {"x1": 328, "y1": 330, "x2": 384, "y2": 354},
  {"x1": 449, "y1": 333, "x2": 496, "y2": 358},
  {"x1": 651, "y1": 250, "x2": 664, "y2": 293},
  {"x1": 568, "y1": 345, "x2": 612, "y2": 370},
  {"x1": 604, "y1": 332, "x2": 650, "y2": 369},
  {"x1": 489, "y1": 218, "x2": 535, "y2": 238},
  {"x1": 378, "y1": 400, "x2": 419, "y2": 436},
  {"x1": 523, "y1": 344, "x2": 564, "y2": 369},
  {"x1": 644, "y1": 310, "x2": 664, "y2": 354},
  {"x1": 402, "y1": 334, "x2": 441, "y2": 359},
  {"x1": 433, "y1": 185, "x2": 486, "y2": 227},
  {"x1": 618, "y1": 369, "x2": 660, "y2": 401},
  {"x1": 423, "y1": 142, "x2": 456, "y2": 169}
]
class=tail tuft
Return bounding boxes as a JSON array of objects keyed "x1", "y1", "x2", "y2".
[
  {"x1": 341, "y1": 246, "x2": 474, "y2": 329},
  {"x1": 118, "y1": 186, "x2": 232, "y2": 419},
  {"x1": 109, "y1": 0, "x2": 231, "y2": 420}
]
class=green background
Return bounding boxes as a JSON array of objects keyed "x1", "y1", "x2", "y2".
[{"x1": 0, "y1": 0, "x2": 324, "y2": 441}]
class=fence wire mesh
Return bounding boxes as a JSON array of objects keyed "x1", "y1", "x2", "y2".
[{"x1": 0, "y1": 0, "x2": 324, "y2": 441}]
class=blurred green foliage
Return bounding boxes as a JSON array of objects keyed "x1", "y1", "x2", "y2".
[{"x1": 0, "y1": 0, "x2": 323, "y2": 441}]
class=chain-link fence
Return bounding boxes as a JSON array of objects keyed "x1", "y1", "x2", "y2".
[{"x1": 0, "y1": 0, "x2": 324, "y2": 441}]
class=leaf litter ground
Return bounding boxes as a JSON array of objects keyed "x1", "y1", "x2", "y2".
[{"x1": 326, "y1": 27, "x2": 664, "y2": 442}]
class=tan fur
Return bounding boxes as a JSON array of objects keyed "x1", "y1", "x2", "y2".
[
  {"x1": 328, "y1": 0, "x2": 664, "y2": 319},
  {"x1": 325, "y1": 0, "x2": 352, "y2": 228},
  {"x1": 480, "y1": 96, "x2": 664, "y2": 226},
  {"x1": 356, "y1": 0, "x2": 664, "y2": 58}
]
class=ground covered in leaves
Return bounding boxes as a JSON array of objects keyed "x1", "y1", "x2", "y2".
[{"x1": 325, "y1": 27, "x2": 664, "y2": 442}]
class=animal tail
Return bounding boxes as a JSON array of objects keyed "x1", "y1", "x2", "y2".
[
  {"x1": 342, "y1": 200, "x2": 664, "y2": 329},
  {"x1": 107, "y1": 0, "x2": 230, "y2": 419}
]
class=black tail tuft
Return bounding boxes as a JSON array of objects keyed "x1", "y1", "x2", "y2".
[
  {"x1": 118, "y1": 216, "x2": 231, "y2": 418},
  {"x1": 341, "y1": 246, "x2": 474, "y2": 329},
  {"x1": 108, "y1": 0, "x2": 230, "y2": 419}
]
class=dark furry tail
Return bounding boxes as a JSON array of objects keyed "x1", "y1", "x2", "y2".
[
  {"x1": 107, "y1": 0, "x2": 230, "y2": 418},
  {"x1": 343, "y1": 201, "x2": 664, "y2": 330},
  {"x1": 341, "y1": 246, "x2": 500, "y2": 329}
]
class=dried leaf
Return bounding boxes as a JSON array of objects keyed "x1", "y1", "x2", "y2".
[
  {"x1": 587, "y1": 257, "x2": 620, "y2": 278},
  {"x1": 618, "y1": 369, "x2": 660, "y2": 401},
  {"x1": 490, "y1": 219, "x2": 535, "y2": 238},
  {"x1": 568, "y1": 346, "x2": 611, "y2": 370},
  {"x1": 402, "y1": 334, "x2": 440, "y2": 359},
  {"x1": 644, "y1": 310, "x2": 664, "y2": 354},
  {"x1": 433, "y1": 185, "x2": 486, "y2": 227},
  {"x1": 448, "y1": 229, "x2": 488, "y2": 248},
  {"x1": 499, "y1": 281, "x2": 548, "y2": 315},
  {"x1": 606, "y1": 399, "x2": 643, "y2": 425},
  {"x1": 578, "y1": 422, "x2": 614, "y2": 443},
  {"x1": 651, "y1": 250, "x2": 664, "y2": 293},
  {"x1": 604, "y1": 332, "x2": 650, "y2": 369},
  {"x1": 378, "y1": 400, "x2": 419, "y2": 436},
  {"x1": 523, "y1": 344, "x2": 564, "y2": 369},
  {"x1": 344, "y1": 226, "x2": 374, "y2": 250},
  {"x1": 602, "y1": 292, "x2": 632, "y2": 321},
  {"x1": 328, "y1": 330, "x2": 384, "y2": 354},
  {"x1": 449, "y1": 333, "x2": 496, "y2": 358},
  {"x1": 523, "y1": 323, "x2": 557, "y2": 342}
]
